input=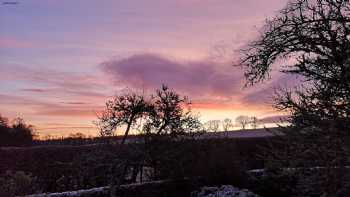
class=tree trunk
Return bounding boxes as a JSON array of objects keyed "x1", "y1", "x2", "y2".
[
  {"x1": 156, "y1": 120, "x2": 168, "y2": 135},
  {"x1": 121, "y1": 117, "x2": 134, "y2": 145}
]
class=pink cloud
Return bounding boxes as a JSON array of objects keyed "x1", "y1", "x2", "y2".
[
  {"x1": 0, "y1": 93, "x2": 102, "y2": 118},
  {"x1": 1, "y1": 63, "x2": 111, "y2": 101},
  {"x1": 35, "y1": 108, "x2": 98, "y2": 118},
  {"x1": 0, "y1": 37, "x2": 35, "y2": 49}
]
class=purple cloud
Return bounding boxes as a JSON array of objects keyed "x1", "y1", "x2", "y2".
[
  {"x1": 21, "y1": 88, "x2": 47, "y2": 93},
  {"x1": 101, "y1": 53, "x2": 245, "y2": 99},
  {"x1": 241, "y1": 74, "x2": 303, "y2": 105}
]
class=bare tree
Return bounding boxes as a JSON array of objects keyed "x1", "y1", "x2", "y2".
[
  {"x1": 240, "y1": 0, "x2": 350, "y2": 195},
  {"x1": 235, "y1": 116, "x2": 250, "y2": 130},
  {"x1": 143, "y1": 85, "x2": 202, "y2": 137},
  {"x1": 97, "y1": 91, "x2": 149, "y2": 144},
  {"x1": 0, "y1": 114, "x2": 8, "y2": 127},
  {"x1": 250, "y1": 116, "x2": 259, "y2": 129},
  {"x1": 222, "y1": 118, "x2": 233, "y2": 131},
  {"x1": 204, "y1": 120, "x2": 221, "y2": 132}
]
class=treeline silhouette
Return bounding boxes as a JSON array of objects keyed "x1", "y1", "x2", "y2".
[
  {"x1": 33, "y1": 134, "x2": 142, "y2": 146},
  {"x1": 0, "y1": 115, "x2": 35, "y2": 146}
]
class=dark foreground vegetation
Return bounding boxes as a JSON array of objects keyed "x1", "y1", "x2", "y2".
[
  {"x1": 2, "y1": 135, "x2": 349, "y2": 197},
  {"x1": 0, "y1": 136, "x2": 273, "y2": 196},
  {"x1": 2, "y1": 135, "x2": 350, "y2": 197}
]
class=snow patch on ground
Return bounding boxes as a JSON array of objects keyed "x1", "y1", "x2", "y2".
[
  {"x1": 25, "y1": 186, "x2": 109, "y2": 197},
  {"x1": 191, "y1": 185, "x2": 260, "y2": 197}
]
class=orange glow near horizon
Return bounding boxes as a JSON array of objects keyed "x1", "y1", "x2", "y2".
[{"x1": 26, "y1": 101, "x2": 284, "y2": 138}]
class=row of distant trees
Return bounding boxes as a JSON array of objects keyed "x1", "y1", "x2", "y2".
[
  {"x1": 0, "y1": 115, "x2": 36, "y2": 146},
  {"x1": 204, "y1": 116, "x2": 259, "y2": 132}
]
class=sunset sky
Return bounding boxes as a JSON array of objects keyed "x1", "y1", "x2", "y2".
[{"x1": 0, "y1": 0, "x2": 295, "y2": 137}]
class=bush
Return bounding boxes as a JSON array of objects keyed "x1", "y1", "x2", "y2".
[
  {"x1": 0, "y1": 171, "x2": 41, "y2": 196},
  {"x1": 247, "y1": 163, "x2": 296, "y2": 197},
  {"x1": 148, "y1": 138, "x2": 252, "y2": 187}
]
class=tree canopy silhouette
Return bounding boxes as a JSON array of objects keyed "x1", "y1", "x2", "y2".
[
  {"x1": 97, "y1": 90, "x2": 149, "y2": 144},
  {"x1": 98, "y1": 85, "x2": 202, "y2": 144},
  {"x1": 204, "y1": 120, "x2": 221, "y2": 132},
  {"x1": 240, "y1": 0, "x2": 350, "y2": 196},
  {"x1": 222, "y1": 118, "x2": 233, "y2": 131},
  {"x1": 235, "y1": 116, "x2": 251, "y2": 130},
  {"x1": 143, "y1": 85, "x2": 202, "y2": 137}
]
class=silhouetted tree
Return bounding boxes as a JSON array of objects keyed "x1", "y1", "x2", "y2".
[
  {"x1": 222, "y1": 118, "x2": 233, "y2": 131},
  {"x1": 235, "y1": 116, "x2": 250, "y2": 130},
  {"x1": 143, "y1": 85, "x2": 202, "y2": 137},
  {"x1": 0, "y1": 114, "x2": 9, "y2": 127},
  {"x1": 240, "y1": 0, "x2": 350, "y2": 195},
  {"x1": 97, "y1": 91, "x2": 150, "y2": 144},
  {"x1": 11, "y1": 118, "x2": 36, "y2": 145},
  {"x1": 0, "y1": 114, "x2": 10, "y2": 146},
  {"x1": 204, "y1": 120, "x2": 221, "y2": 132},
  {"x1": 250, "y1": 116, "x2": 259, "y2": 129}
]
